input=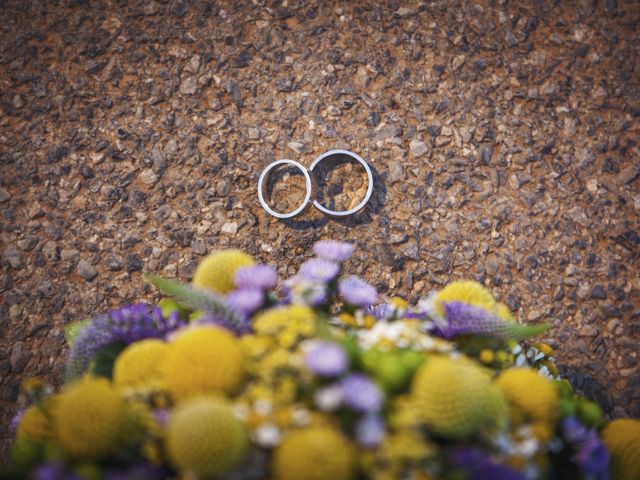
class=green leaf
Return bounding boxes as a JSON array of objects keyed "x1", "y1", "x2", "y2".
[
  {"x1": 144, "y1": 275, "x2": 244, "y2": 331},
  {"x1": 505, "y1": 321, "x2": 551, "y2": 340},
  {"x1": 89, "y1": 342, "x2": 126, "y2": 379},
  {"x1": 64, "y1": 318, "x2": 92, "y2": 346}
]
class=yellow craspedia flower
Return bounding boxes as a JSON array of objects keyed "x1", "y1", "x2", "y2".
[
  {"x1": 495, "y1": 302, "x2": 515, "y2": 322},
  {"x1": 602, "y1": 418, "x2": 640, "y2": 480},
  {"x1": 434, "y1": 280, "x2": 496, "y2": 317},
  {"x1": 192, "y1": 249, "x2": 254, "y2": 294},
  {"x1": 53, "y1": 378, "x2": 127, "y2": 458},
  {"x1": 495, "y1": 368, "x2": 559, "y2": 422},
  {"x1": 253, "y1": 305, "x2": 316, "y2": 347},
  {"x1": 411, "y1": 355, "x2": 492, "y2": 438},
  {"x1": 17, "y1": 404, "x2": 53, "y2": 442},
  {"x1": 272, "y1": 425, "x2": 356, "y2": 480},
  {"x1": 113, "y1": 339, "x2": 167, "y2": 390},
  {"x1": 166, "y1": 396, "x2": 247, "y2": 478},
  {"x1": 163, "y1": 326, "x2": 243, "y2": 400}
]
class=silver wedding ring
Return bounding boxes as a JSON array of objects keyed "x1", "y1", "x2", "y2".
[
  {"x1": 257, "y1": 149, "x2": 374, "y2": 219},
  {"x1": 257, "y1": 159, "x2": 312, "y2": 219}
]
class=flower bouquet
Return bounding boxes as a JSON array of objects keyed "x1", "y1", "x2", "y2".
[{"x1": 7, "y1": 241, "x2": 640, "y2": 480}]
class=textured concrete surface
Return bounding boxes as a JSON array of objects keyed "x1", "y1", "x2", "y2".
[{"x1": 1, "y1": 0, "x2": 639, "y2": 459}]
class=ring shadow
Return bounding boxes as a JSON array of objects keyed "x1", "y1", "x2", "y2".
[{"x1": 259, "y1": 154, "x2": 387, "y2": 230}]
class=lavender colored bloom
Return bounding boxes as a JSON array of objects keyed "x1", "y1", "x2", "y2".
[
  {"x1": 34, "y1": 463, "x2": 81, "y2": 480},
  {"x1": 305, "y1": 342, "x2": 349, "y2": 377},
  {"x1": 233, "y1": 264, "x2": 278, "y2": 291},
  {"x1": 355, "y1": 413, "x2": 385, "y2": 448},
  {"x1": 367, "y1": 303, "x2": 396, "y2": 321},
  {"x1": 226, "y1": 288, "x2": 265, "y2": 315},
  {"x1": 314, "y1": 240, "x2": 355, "y2": 262},
  {"x1": 434, "y1": 302, "x2": 547, "y2": 340},
  {"x1": 451, "y1": 448, "x2": 527, "y2": 480},
  {"x1": 562, "y1": 417, "x2": 610, "y2": 479},
  {"x1": 338, "y1": 276, "x2": 378, "y2": 308},
  {"x1": 299, "y1": 258, "x2": 340, "y2": 283},
  {"x1": 10, "y1": 408, "x2": 25, "y2": 433},
  {"x1": 340, "y1": 373, "x2": 383, "y2": 412},
  {"x1": 284, "y1": 276, "x2": 328, "y2": 307},
  {"x1": 66, "y1": 303, "x2": 183, "y2": 380}
]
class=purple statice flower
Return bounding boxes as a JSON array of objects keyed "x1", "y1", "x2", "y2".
[
  {"x1": 340, "y1": 373, "x2": 383, "y2": 412},
  {"x1": 299, "y1": 258, "x2": 340, "y2": 283},
  {"x1": 367, "y1": 303, "x2": 396, "y2": 321},
  {"x1": 226, "y1": 288, "x2": 265, "y2": 315},
  {"x1": 305, "y1": 342, "x2": 349, "y2": 377},
  {"x1": 355, "y1": 413, "x2": 385, "y2": 448},
  {"x1": 562, "y1": 417, "x2": 610, "y2": 479},
  {"x1": 66, "y1": 303, "x2": 183, "y2": 380},
  {"x1": 434, "y1": 302, "x2": 547, "y2": 340},
  {"x1": 313, "y1": 240, "x2": 354, "y2": 262},
  {"x1": 233, "y1": 264, "x2": 278, "y2": 291},
  {"x1": 10, "y1": 408, "x2": 25, "y2": 433},
  {"x1": 451, "y1": 448, "x2": 527, "y2": 480},
  {"x1": 34, "y1": 463, "x2": 81, "y2": 480},
  {"x1": 338, "y1": 276, "x2": 378, "y2": 308}
]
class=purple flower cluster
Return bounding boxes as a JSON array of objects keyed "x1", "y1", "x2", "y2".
[
  {"x1": 562, "y1": 417, "x2": 610, "y2": 479},
  {"x1": 299, "y1": 258, "x2": 340, "y2": 283},
  {"x1": 338, "y1": 276, "x2": 378, "y2": 308},
  {"x1": 33, "y1": 463, "x2": 81, "y2": 480},
  {"x1": 224, "y1": 264, "x2": 279, "y2": 323},
  {"x1": 305, "y1": 342, "x2": 349, "y2": 377},
  {"x1": 451, "y1": 448, "x2": 527, "y2": 480},
  {"x1": 66, "y1": 303, "x2": 182, "y2": 380},
  {"x1": 313, "y1": 240, "x2": 354, "y2": 262},
  {"x1": 340, "y1": 373, "x2": 384, "y2": 412},
  {"x1": 233, "y1": 264, "x2": 278, "y2": 291}
]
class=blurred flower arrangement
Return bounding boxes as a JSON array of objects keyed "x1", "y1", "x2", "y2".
[{"x1": 6, "y1": 240, "x2": 640, "y2": 480}]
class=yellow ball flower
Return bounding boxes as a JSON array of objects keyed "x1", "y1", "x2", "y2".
[
  {"x1": 411, "y1": 355, "x2": 492, "y2": 438},
  {"x1": 17, "y1": 403, "x2": 54, "y2": 442},
  {"x1": 163, "y1": 326, "x2": 244, "y2": 400},
  {"x1": 434, "y1": 280, "x2": 496, "y2": 317},
  {"x1": 495, "y1": 368, "x2": 559, "y2": 422},
  {"x1": 253, "y1": 305, "x2": 316, "y2": 347},
  {"x1": 166, "y1": 396, "x2": 247, "y2": 478},
  {"x1": 192, "y1": 249, "x2": 254, "y2": 294},
  {"x1": 113, "y1": 339, "x2": 167, "y2": 390},
  {"x1": 53, "y1": 378, "x2": 127, "y2": 458},
  {"x1": 272, "y1": 426, "x2": 356, "y2": 480},
  {"x1": 495, "y1": 302, "x2": 515, "y2": 322},
  {"x1": 602, "y1": 418, "x2": 640, "y2": 480}
]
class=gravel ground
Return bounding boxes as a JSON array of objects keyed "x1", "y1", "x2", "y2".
[{"x1": 1, "y1": 0, "x2": 639, "y2": 460}]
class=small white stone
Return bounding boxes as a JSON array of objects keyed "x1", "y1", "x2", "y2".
[
  {"x1": 409, "y1": 139, "x2": 429, "y2": 157},
  {"x1": 222, "y1": 222, "x2": 238, "y2": 235},
  {"x1": 140, "y1": 169, "x2": 158, "y2": 185}
]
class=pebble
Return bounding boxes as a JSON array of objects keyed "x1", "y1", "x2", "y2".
[
  {"x1": 105, "y1": 253, "x2": 124, "y2": 271},
  {"x1": 590, "y1": 284, "x2": 607, "y2": 299},
  {"x1": 287, "y1": 142, "x2": 306, "y2": 154},
  {"x1": 77, "y1": 260, "x2": 98, "y2": 281},
  {"x1": 140, "y1": 169, "x2": 159, "y2": 185},
  {"x1": 125, "y1": 253, "x2": 143, "y2": 272},
  {"x1": 0, "y1": 187, "x2": 10, "y2": 202},
  {"x1": 184, "y1": 55, "x2": 200, "y2": 74},
  {"x1": 222, "y1": 222, "x2": 238, "y2": 235},
  {"x1": 3, "y1": 245, "x2": 23, "y2": 269},
  {"x1": 409, "y1": 139, "x2": 429, "y2": 158},
  {"x1": 179, "y1": 76, "x2": 199, "y2": 95}
]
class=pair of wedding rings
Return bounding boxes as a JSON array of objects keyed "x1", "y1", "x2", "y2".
[{"x1": 257, "y1": 149, "x2": 374, "y2": 219}]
